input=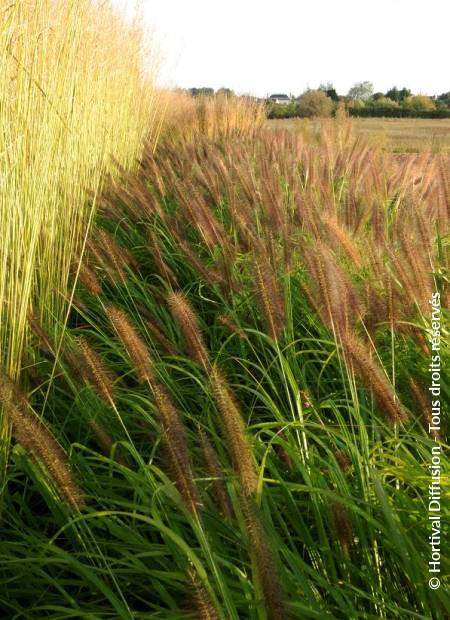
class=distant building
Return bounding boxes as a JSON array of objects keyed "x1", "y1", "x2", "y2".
[{"x1": 268, "y1": 94, "x2": 291, "y2": 105}]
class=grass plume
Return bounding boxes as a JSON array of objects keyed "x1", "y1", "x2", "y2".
[
  {"x1": 342, "y1": 332, "x2": 408, "y2": 424},
  {"x1": 0, "y1": 372, "x2": 83, "y2": 510},
  {"x1": 168, "y1": 292, "x2": 210, "y2": 369},
  {"x1": 210, "y1": 367, "x2": 258, "y2": 496},
  {"x1": 106, "y1": 305, "x2": 156, "y2": 384}
]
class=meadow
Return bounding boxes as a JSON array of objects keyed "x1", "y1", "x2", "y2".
[
  {"x1": 267, "y1": 117, "x2": 450, "y2": 152},
  {"x1": 0, "y1": 3, "x2": 449, "y2": 619}
]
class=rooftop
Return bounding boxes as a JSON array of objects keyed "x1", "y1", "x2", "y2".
[{"x1": 269, "y1": 94, "x2": 290, "y2": 99}]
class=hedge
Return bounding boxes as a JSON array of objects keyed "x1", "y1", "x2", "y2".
[
  {"x1": 348, "y1": 107, "x2": 450, "y2": 119},
  {"x1": 266, "y1": 103, "x2": 450, "y2": 120}
]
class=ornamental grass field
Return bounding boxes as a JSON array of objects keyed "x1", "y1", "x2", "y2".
[
  {"x1": 0, "y1": 107, "x2": 449, "y2": 617},
  {"x1": 0, "y1": 5, "x2": 449, "y2": 618}
]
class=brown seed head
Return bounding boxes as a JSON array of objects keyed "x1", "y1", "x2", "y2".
[
  {"x1": 153, "y1": 384, "x2": 200, "y2": 515},
  {"x1": 76, "y1": 336, "x2": 116, "y2": 407},
  {"x1": 341, "y1": 332, "x2": 408, "y2": 424},
  {"x1": 210, "y1": 367, "x2": 258, "y2": 495},
  {"x1": 106, "y1": 305, "x2": 156, "y2": 384},
  {"x1": 241, "y1": 494, "x2": 287, "y2": 620},
  {"x1": 330, "y1": 500, "x2": 353, "y2": 553},
  {"x1": 253, "y1": 252, "x2": 285, "y2": 341},
  {"x1": 199, "y1": 429, "x2": 233, "y2": 518},
  {"x1": 0, "y1": 372, "x2": 84, "y2": 510},
  {"x1": 168, "y1": 291, "x2": 210, "y2": 369}
]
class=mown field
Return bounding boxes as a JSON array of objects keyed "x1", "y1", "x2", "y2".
[
  {"x1": 267, "y1": 117, "x2": 450, "y2": 152},
  {"x1": 0, "y1": 3, "x2": 449, "y2": 619}
]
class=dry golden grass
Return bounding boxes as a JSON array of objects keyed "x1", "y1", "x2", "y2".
[
  {"x1": 160, "y1": 90, "x2": 265, "y2": 142},
  {"x1": 0, "y1": 1, "x2": 164, "y2": 463}
]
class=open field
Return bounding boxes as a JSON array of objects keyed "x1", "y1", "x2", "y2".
[{"x1": 267, "y1": 117, "x2": 450, "y2": 152}]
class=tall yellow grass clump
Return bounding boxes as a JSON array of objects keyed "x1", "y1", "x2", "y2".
[
  {"x1": 0, "y1": 1, "x2": 162, "y2": 462},
  {"x1": 160, "y1": 90, "x2": 265, "y2": 142}
]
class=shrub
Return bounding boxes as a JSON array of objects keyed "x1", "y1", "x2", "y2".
[
  {"x1": 347, "y1": 81, "x2": 374, "y2": 101},
  {"x1": 349, "y1": 107, "x2": 450, "y2": 119},
  {"x1": 402, "y1": 95, "x2": 436, "y2": 112},
  {"x1": 371, "y1": 96, "x2": 399, "y2": 109},
  {"x1": 297, "y1": 89, "x2": 334, "y2": 118},
  {"x1": 266, "y1": 102, "x2": 298, "y2": 119},
  {"x1": 347, "y1": 98, "x2": 365, "y2": 109}
]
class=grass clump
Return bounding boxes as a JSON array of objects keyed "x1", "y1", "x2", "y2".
[
  {"x1": 0, "y1": 0, "x2": 163, "y2": 474},
  {"x1": 161, "y1": 90, "x2": 265, "y2": 142},
  {"x1": 0, "y1": 120, "x2": 448, "y2": 617}
]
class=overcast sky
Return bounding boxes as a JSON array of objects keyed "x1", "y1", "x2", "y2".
[{"x1": 120, "y1": 0, "x2": 449, "y2": 97}]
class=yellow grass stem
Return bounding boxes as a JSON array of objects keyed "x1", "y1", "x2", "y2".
[{"x1": 0, "y1": 1, "x2": 163, "y2": 473}]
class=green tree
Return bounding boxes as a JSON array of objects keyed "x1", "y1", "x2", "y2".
[
  {"x1": 318, "y1": 82, "x2": 339, "y2": 101},
  {"x1": 386, "y1": 86, "x2": 411, "y2": 102},
  {"x1": 189, "y1": 87, "x2": 215, "y2": 97},
  {"x1": 347, "y1": 81, "x2": 373, "y2": 101},
  {"x1": 347, "y1": 99, "x2": 365, "y2": 109},
  {"x1": 402, "y1": 95, "x2": 435, "y2": 112},
  {"x1": 297, "y1": 89, "x2": 333, "y2": 117},
  {"x1": 371, "y1": 96, "x2": 399, "y2": 109},
  {"x1": 437, "y1": 91, "x2": 450, "y2": 106}
]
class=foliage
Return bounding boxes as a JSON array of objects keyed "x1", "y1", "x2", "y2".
[
  {"x1": 189, "y1": 87, "x2": 216, "y2": 97},
  {"x1": 267, "y1": 101, "x2": 299, "y2": 119},
  {"x1": 371, "y1": 97, "x2": 399, "y2": 109},
  {"x1": 403, "y1": 95, "x2": 436, "y2": 112},
  {"x1": 347, "y1": 98, "x2": 366, "y2": 109},
  {"x1": 266, "y1": 83, "x2": 450, "y2": 120},
  {"x1": 438, "y1": 92, "x2": 450, "y2": 106},
  {"x1": 297, "y1": 90, "x2": 334, "y2": 117},
  {"x1": 347, "y1": 81, "x2": 374, "y2": 101},
  {"x1": 318, "y1": 83, "x2": 339, "y2": 101},
  {"x1": 349, "y1": 107, "x2": 450, "y2": 119},
  {"x1": 385, "y1": 86, "x2": 412, "y2": 102},
  {"x1": 267, "y1": 92, "x2": 334, "y2": 120},
  {"x1": 0, "y1": 124, "x2": 448, "y2": 618}
]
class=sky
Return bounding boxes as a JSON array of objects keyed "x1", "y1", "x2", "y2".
[{"x1": 116, "y1": 0, "x2": 449, "y2": 97}]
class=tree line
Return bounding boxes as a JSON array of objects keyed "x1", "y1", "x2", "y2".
[
  {"x1": 185, "y1": 84, "x2": 450, "y2": 119},
  {"x1": 267, "y1": 82, "x2": 450, "y2": 119}
]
